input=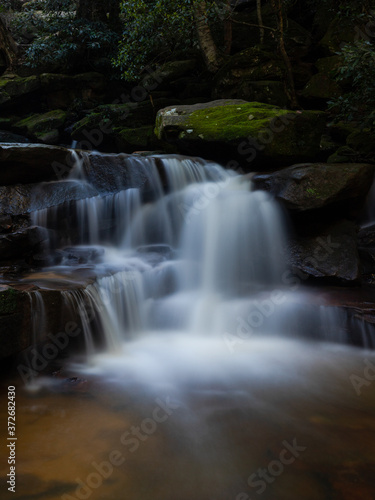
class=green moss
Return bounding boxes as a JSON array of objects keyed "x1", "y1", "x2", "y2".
[
  {"x1": 115, "y1": 126, "x2": 155, "y2": 148},
  {"x1": 0, "y1": 288, "x2": 19, "y2": 315},
  {"x1": 0, "y1": 75, "x2": 40, "y2": 97},
  {"x1": 183, "y1": 103, "x2": 290, "y2": 141},
  {"x1": 15, "y1": 110, "x2": 67, "y2": 135}
]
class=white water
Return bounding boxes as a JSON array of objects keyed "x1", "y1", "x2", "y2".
[{"x1": 28, "y1": 152, "x2": 360, "y2": 381}]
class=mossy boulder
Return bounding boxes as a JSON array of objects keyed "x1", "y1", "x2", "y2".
[
  {"x1": 252, "y1": 163, "x2": 375, "y2": 212},
  {"x1": 0, "y1": 74, "x2": 40, "y2": 100},
  {"x1": 327, "y1": 146, "x2": 360, "y2": 163},
  {"x1": 114, "y1": 125, "x2": 167, "y2": 152},
  {"x1": 155, "y1": 100, "x2": 326, "y2": 169},
  {"x1": 72, "y1": 98, "x2": 178, "y2": 152},
  {"x1": 14, "y1": 110, "x2": 67, "y2": 144}
]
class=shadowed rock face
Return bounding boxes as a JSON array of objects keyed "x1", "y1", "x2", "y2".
[
  {"x1": 287, "y1": 220, "x2": 361, "y2": 283},
  {"x1": 253, "y1": 163, "x2": 375, "y2": 213},
  {"x1": 0, "y1": 143, "x2": 76, "y2": 185}
]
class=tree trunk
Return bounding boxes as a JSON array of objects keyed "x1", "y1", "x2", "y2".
[
  {"x1": 0, "y1": 16, "x2": 19, "y2": 70},
  {"x1": 256, "y1": 0, "x2": 264, "y2": 44},
  {"x1": 223, "y1": 0, "x2": 232, "y2": 55},
  {"x1": 270, "y1": 0, "x2": 298, "y2": 109},
  {"x1": 194, "y1": 1, "x2": 221, "y2": 73}
]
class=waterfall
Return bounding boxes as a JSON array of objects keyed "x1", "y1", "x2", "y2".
[{"x1": 29, "y1": 152, "x2": 361, "y2": 363}]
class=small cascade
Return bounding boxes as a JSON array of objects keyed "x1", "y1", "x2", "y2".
[
  {"x1": 28, "y1": 291, "x2": 48, "y2": 345},
  {"x1": 28, "y1": 151, "x2": 370, "y2": 361}
]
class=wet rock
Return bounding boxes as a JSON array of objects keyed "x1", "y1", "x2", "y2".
[
  {"x1": 358, "y1": 224, "x2": 375, "y2": 282},
  {"x1": 287, "y1": 220, "x2": 361, "y2": 283},
  {"x1": 0, "y1": 286, "x2": 30, "y2": 358},
  {"x1": 155, "y1": 100, "x2": 326, "y2": 169},
  {"x1": 253, "y1": 163, "x2": 375, "y2": 212},
  {"x1": 0, "y1": 180, "x2": 98, "y2": 216},
  {"x1": 0, "y1": 226, "x2": 49, "y2": 260},
  {"x1": 0, "y1": 130, "x2": 31, "y2": 143},
  {"x1": 0, "y1": 144, "x2": 76, "y2": 185}
]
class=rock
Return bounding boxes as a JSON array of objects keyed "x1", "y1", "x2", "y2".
[
  {"x1": 0, "y1": 144, "x2": 76, "y2": 185},
  {"x1": 0, "y1": 287, "x2": 30, "y2": 359},
  {"x1": 346, "y1": 130, "x2": 375, "y2": 156},
  {"x1": 14, "y1": 110, "x2": 67, "y2": 144},
  {"x1": 71, "y1": 98, "x2": 178, "y2": 152},
  {"x1": 358, "y1": 224, "x2": 375, "y2": 282},
  {"x1": 39, "y1": 72, "x2": 107, "y2": 109},
  {"x1": 0, "y1": 74, "x2": 40, "y2": 101},
  {"x1": 287, "y1": 220, "x2": 361, "y2": 283},
  {"x1": 327, "y1": 146, "x2": 358, "y2": 163},
  {"x1": 301, "y1": 73, "x2": 342, "y2": 100},
  {"x1": 155, "y1": 100, "x2": 326, "y2": 168},
  {"x1": 142, "y1": 60, "x2": 198, "y2": 90},
  {"x1": 0, "y1": 181, "x2": 98, "y2": 216},
  {"x1": 213, "y1": 48, "x2": 285, "y2": 102},
  {"x1": 320, "y1": 16, "x2": 355, "y2": 55},
  {"x1": 0, "y1": 130, "x2": 31, "y2": 143},
  {"x1": 114, "y1": 125, "x2": 166, "y2": 152},
  {"x1": 253, "y1": 163, "x2": 375, "y2": 212},
  {"x1": 0, "y1": 226, "x2": 48, "y2": 260}
]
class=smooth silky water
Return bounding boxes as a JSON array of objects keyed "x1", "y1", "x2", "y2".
[{"x1": 1, "y1": 154, "x2": 375, "y2": 500}]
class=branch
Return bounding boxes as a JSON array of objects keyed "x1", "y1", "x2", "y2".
[{"x1": 231, "y1": 18, "x2": 277, "y2": 32}]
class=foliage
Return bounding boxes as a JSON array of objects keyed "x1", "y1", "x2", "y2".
[
  {"x1": 12, "y1": 0, "x2": 119, "y2": 70},
  {"x1": 113, "y1": 0, "x2": 228, "y2": 81},
  {"x1": 329, "y1": 38, "x2": 375, "y2": 128}
]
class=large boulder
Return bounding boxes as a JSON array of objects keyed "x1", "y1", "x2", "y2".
[
  {"x1": 287, "y1": 220, "x2": 361, "y2": 283},
  {"x1": 71, "y1": 98, "x2": 178, "y2": 152},
  {"x1": 14, "y1": 110, "x2": 67, "y2": 144},
  {"x1": 0, "y1": 144, "x2": 76, "y2": 185},
  {"x1": 155, "y1": 100, "x2": 326, "y2": 168},
  {"x1": 0, "y1": 74, "x2": 40, "y2": 102},
  {"x1": 253, "y1": 163, "x2": 375, "y2": 212}
]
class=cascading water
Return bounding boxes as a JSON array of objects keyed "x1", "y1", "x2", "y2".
[{"x1": 29, "y1": 151, "x2": 350, "y2": 361}]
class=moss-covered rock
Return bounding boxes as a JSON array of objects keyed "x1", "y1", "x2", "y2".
[
  {"x1": 114, "y1": 125, "x2": 167, "y2": 152},
  {"x1": 14, "y1": 110, "x2": 67, "y2": 144},
  {"x1": 155, "y1": 100, "x2": 326, "y2": 169},
  {"x1": 327, "y1": 146, "x2": 359, "y2": 163},
  {"x1": 0, "y1": 74, "x2": 40, "y2": 99},
  {"x1": 71, "y1": 98, "x2": 179, "y2": 152}
]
